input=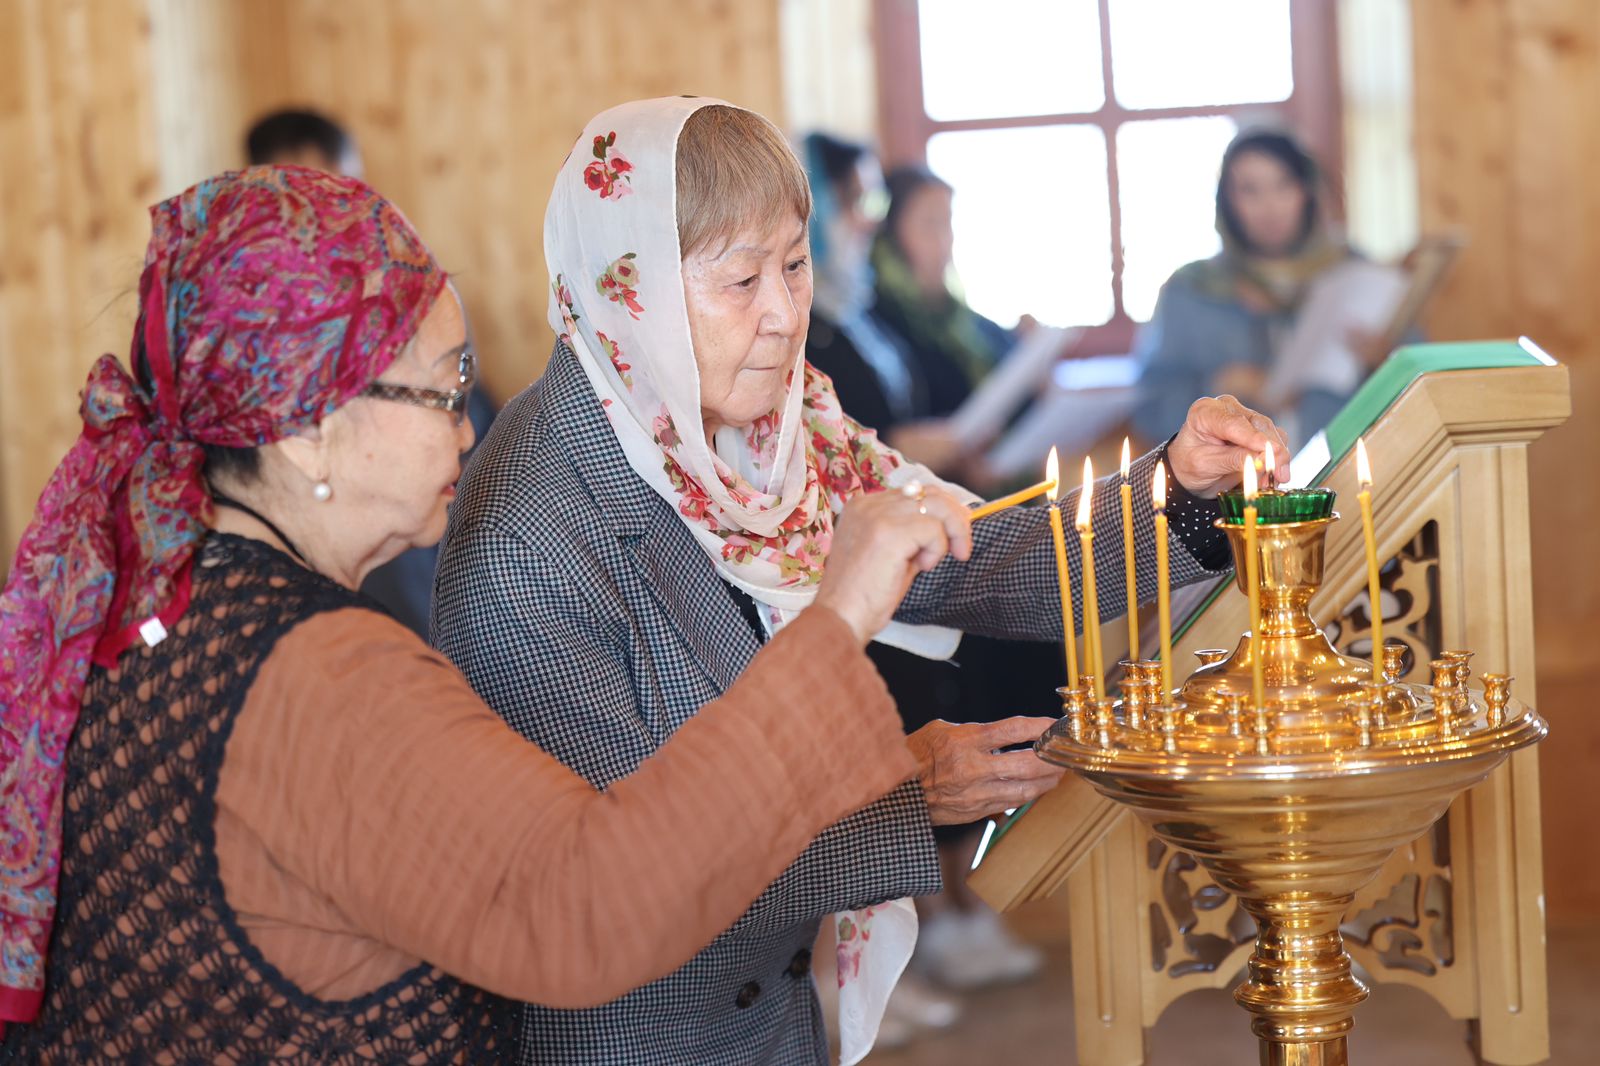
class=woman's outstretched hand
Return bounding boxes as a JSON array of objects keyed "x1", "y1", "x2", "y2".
[
  {"x1": 905, "y1": 717, "x2": 1065, "y2": 825},
  {"x1": 1167, "y1": 394, "x2": 1291, "y2": 495}
]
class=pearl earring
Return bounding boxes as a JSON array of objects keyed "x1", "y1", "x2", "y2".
[{"x1": 312, "y1": 481, "x2": 333, "y2": 502}]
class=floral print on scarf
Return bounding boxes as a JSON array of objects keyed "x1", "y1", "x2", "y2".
[
  {"x1": 583, "y1": 131, "x2": 634, "y2": 201},
  {"x1": 597, "y1": 331, "x2": 632, "y2": 389},
  {"x1": 596, "y1": 253, "x2": 643, "y2": 319}
]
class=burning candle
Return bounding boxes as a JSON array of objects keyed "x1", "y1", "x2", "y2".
[
  {"x1": 1263, "y1": 441, "x2": 1277, "y2": 490},
  {"x1": 1356, "y1": 438, "x2": 1383, "y2": 685},
  {"x1": 1243, "y1": 455, "x2": 1265, "y2": 709},
  {"x1": 968, "y1": 476, "x2": 1058, "y2": 521},
  {"x1": 1077, "y1": 457, "x2": 1104, "y2": 698},
  {"x1": 1154, "y1": 463, "x2": 1172, "y2": 699},
  {"x1": 1120, "y1": 437, "x2": 1138, "y2": 660},
  {"x1": 1045, "y1": 448, "x2": 1079, "y2": 689}
]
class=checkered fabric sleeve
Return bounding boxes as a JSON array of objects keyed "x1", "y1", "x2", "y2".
[{"x1": 897, "y1": 447, "x2": 1230, "y2": 639}]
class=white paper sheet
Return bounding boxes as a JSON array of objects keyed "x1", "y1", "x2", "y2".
[
  {"x1": 946, "y1": 324, "x2": 1078, "y2": 443},
  {"x1": 1263, "y1": 260, "x2": 1409, "y2": 407}
]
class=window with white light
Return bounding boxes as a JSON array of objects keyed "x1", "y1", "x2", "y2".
[{"x1": 876, "y1": 0, "x2": 1342, "y2": 353}]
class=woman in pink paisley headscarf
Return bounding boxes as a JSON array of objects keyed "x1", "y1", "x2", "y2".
[{"x1": 0, "y1": 165, "x2": 956, "y2": 1062}]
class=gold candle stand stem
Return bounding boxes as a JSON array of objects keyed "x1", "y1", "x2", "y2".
[{"x1": 1235, "y1": 893, "x2": 1366, "y2": 1066}]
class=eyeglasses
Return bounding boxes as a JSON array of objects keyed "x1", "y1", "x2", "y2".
[{"x1": 363, "y1": 348, "x2": 477, "y2": 426}]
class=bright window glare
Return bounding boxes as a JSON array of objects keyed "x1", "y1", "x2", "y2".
[
  {"x1": 927, "y1": 126, "x2": 1112, "y2": 328},
  {"x1": 1108, "y1": 0, "x2": 1293, "y2": 110},
  {"x1": 919, "y1": 0, "x2": 1104, "y2": 122},
  {"x1": 1118, "y1": 116, "x2": 1238, "y2": 321}
]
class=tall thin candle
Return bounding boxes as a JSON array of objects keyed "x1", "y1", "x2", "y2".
[
  {"x1": 1120, "y1": 437, "x2": 1138, "y2": 659},
  {"x1": 1076, "y1": 457, "x2": 1104, "y2": 698},
  {"x1": 1243, "y1": 456, "x2": 1265, "y2": 709},
  {"x1": 1045, "y1": 448, "x2": 1079, "y2": 688},
  {"x1": 1154, "y1": 463, "x2": 1172, "y2": 698},
  {"x1": 1356, "y1": 438, "x2": 1384, "y2": 685},
  {"x1": 968, "y1": 477, "x2": 1057, "y2": 521}
]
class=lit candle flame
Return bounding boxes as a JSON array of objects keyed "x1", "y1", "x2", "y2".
[
  {"x1": 1153, "y1": 461, "x2": 1166, "y2": 511},
  {"x1": 1120, "y1": 437, "x2": 1131, "y2": 481},
  {"x1": 1046, "y1": 446, "x2": 1061, "y2": 502},
  {"x1": 1242, "y1": 453, "x2": 1257, "y2": 501},
  {"x1": 1075, "y1": 456, "x2": 1093, "y2": 530},
  {"x1": 1356, "y1": 436, "x2": 1372, "y2": 491},
  {"x1": 1264, "y1": 441, "x2": 1276, "y2": 485}
]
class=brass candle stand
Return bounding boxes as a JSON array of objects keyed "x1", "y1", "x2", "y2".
[{"x1": 1037, "y1": 512, "x2": 1547, "y2": 1066}]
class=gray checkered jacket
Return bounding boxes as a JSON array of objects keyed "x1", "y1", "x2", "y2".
[{"x1": 431, "y1": 343, "x2": 1223, "y2": 1065}]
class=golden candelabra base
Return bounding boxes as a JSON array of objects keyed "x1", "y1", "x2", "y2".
[{"x1": 1038, "y1": 514, "x2": 1546, "y2": 1065}]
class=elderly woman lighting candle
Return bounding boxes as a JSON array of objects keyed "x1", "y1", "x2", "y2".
[
  {"x1": 0, "y1": 167, "x2": 957, "y2": 1063},
  {"x1": 434, "y1": 97, "x2": 1290, "y2": 1066}
]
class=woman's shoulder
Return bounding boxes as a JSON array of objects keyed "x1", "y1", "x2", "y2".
[
  {"x1": 452, "y1": 341, "x2": 666, "y2": 553},
  {"x1": 1163, "y1": 255, "x2": 1234, "y2": 298},
  {"x1": 1152, "y1": 256, "x2": 1259, "y2": 320},
  {"x1": 248, "y1": 605, "x2": 471, "y2": 719},
  {"x1": 453, "y1": 355, "x2": 603, "y2": 534}
]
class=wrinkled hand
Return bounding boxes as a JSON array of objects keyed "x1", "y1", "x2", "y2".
[
  {"x1": 814, "y1": 484, "x2": 973, "y2": 644},
  {"x1": 1167, "y1": 394, "x2": 1291, "y2": 495},
  {"x1": 905, "y1": 717, "x2": 1066, "y2": 826}
]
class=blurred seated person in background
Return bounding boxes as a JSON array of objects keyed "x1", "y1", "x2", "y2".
[
  {"x1": 246, "y1": 106, "x2": 497, "y2": 636},
  {"x1": 870, "y1": 167, "x2": 1020, "y2": 433},
  {"x1": 1133, "y1": 128, "x2": 1365, "y2": 446},
  {"x1": 802, "y1": 136, "x2": 965, "y2": 481}
]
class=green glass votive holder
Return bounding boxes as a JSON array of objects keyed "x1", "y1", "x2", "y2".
[{"x1": 1217, "y1": 487, "x2": 1336, "y2": 525}]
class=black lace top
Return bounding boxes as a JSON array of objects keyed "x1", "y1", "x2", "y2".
[{"x1": 0, "y1": 534, "x2": 519, "y2": 1064}]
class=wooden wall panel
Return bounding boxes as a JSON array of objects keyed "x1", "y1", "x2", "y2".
[
  {"x1": 230, "y1": 0, "x2": 786, "y2": 406},
  {"x1": 0, "y1": 0, "x2": 784, "y2": 564},
  {"x1": 1412, "y1": 0, "x2": 1600, "y2": 920},
  {"x1": 0, "y1": 0, "x2": 161, "y2": 565}
]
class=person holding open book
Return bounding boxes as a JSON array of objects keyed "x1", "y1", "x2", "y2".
[{"x1": 1132, "y1": 128, "x2": 1377, "y2": 446}]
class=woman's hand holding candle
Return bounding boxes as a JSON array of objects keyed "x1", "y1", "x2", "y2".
[
  {"x1": 1168, "y1": 395, "x2": 1291, "y2": 494},
  {"x1": 814, "y1": 484, "x2": 972, "y2": 644}
]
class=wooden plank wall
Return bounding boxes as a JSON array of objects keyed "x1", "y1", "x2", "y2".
[
  {"x1": 0, "y1": 0, "x2": 163, "y2": 567},
  {"x1": 0, "y1": 0, "x2": 784, "y2": 564},
  {"x1": 1411, "y1": 0, "x2": 1600, "y2": 919}
]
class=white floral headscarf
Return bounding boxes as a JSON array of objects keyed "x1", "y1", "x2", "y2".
[
  {"x1": 544, "y1": 95, "x2": 973, "y2": 658},
  {"x1": 545, "y1": 96, "x2": 960, "y2": 1063}
]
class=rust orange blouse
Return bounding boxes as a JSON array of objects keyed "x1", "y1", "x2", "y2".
[{"x1": 210, "y1": 604, "x2": 912, "y2": 1009}]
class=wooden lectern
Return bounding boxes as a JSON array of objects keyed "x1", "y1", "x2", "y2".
[{"x1": 970, "y1": 341, "x2": 1570, "y2": 1066}]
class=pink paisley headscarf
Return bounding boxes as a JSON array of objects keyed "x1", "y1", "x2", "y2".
[{"x1": 0, "y1": 165, "x2": 443, "y2": 1025}]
